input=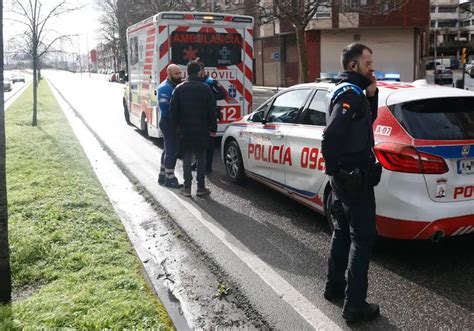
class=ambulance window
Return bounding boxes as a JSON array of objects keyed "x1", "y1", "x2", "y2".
[
  {"x1": 266, "y1": 89, "x2": 312, "y2": 124},
  {"x1": 129, "y1": 36, "x2": 139, "y2": 66},
  {"x1": 303, "y1": 90, "x2": 328, "y2": 126},
  {"x1": 171, "y1": 31, "x2": 243, "y2": 67}
]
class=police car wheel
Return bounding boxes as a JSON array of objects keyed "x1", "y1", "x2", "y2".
[
  {"x1": 123, "y1": 100, "x2": 131, "y2": 125},
  {"x1": 324, "y1": 188, "x2": 336, "y2": 234},
  {"x1": 224, "y1": 140, "x2": 245, "y2": 184}
]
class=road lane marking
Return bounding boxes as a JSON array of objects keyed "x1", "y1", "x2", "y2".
[
  {"x1": 48, "y1": 73, "x2": 340, "y2": 330},
  {"x1": 170, "y1": 191, "x2": 340, "y2": 330}
]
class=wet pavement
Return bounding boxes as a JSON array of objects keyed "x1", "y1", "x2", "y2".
[{"x1": 45, "y1": 70, "x2": 473, "y2": 330}]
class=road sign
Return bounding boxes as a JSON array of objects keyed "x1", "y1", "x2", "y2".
[{"x1": 271, "y1": 52, "x2": 280, "y2": 61}]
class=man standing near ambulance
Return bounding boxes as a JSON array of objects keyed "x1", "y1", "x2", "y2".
[
  {"x1": 196, "y1": 59, "x2": 226, "y2": 173},
  {"x1": 321, "y1": 43, "x2": 382, "y2": 323},
  {"x1": 157, "y1": 64, "x2": 182, "y2": 188}
]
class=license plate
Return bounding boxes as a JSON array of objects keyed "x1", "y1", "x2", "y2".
[{"x1": 457, "y1": 159, "x2": 474, "y2": 175}]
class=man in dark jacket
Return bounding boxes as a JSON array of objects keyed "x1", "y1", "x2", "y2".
[
  {"x1": 192, "y1": 60, "x2": 226, "y2": 173},
  {"x1": 171, "y1": 62, "x2": 217, "y2": 197},
  {"x1": 321, "y1": 43, "x2": 382, "y2": 323}
]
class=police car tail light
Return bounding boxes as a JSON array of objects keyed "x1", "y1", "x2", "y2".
[{"x1": 374, "y1": 143, "x2": 448, "y2": 174}]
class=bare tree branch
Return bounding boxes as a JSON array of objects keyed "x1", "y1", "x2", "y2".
[{"x1": 8, "y1": 0, "x2": 81, "y2": 126}]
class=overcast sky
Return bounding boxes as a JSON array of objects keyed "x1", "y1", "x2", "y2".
[{"x1": 5, "y1": 0, "x2": 102, "y2": 55}]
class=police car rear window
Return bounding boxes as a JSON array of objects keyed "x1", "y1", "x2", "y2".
[{"x1": 390, "y1": 97, "x2": 474, "y2": 140}]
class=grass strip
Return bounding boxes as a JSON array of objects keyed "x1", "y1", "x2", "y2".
[{"x1": 0, "y1": 81, "x2": 173, "y2": 329}]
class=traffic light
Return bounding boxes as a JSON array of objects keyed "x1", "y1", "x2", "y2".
[{"x1": 462, "y1": 48, "x2": 469, "y2": 65}]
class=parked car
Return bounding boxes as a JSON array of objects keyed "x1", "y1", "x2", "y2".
[
  {"x1": 11, "y1": 73, "x2": 25, "y2": 83},
  {"x1": 108, "y1": 72, "x2": 118, "y2": 82},
  {"x1": 450, "y1": 58, "x2": 460, "y2": 70},
  {"x1": 466, "y1": 61, "x2": 474, "y2": 75},
  {"x1": 434, "y1": 67, "x2": 453, "y2": 85},
  {"x1": 3, "y1": 78, "x2": 12, "y2": 92},
  {"x1": 426, "y1": 61, "x2": 441, "y2": 70},
  {"x1": 222, "y1": 80, "x2": 474, "y2": 241}
]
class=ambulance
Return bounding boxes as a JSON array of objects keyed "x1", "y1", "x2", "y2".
[{"x1": 123, "y1": 11, "x2": 254, "y2": 138}]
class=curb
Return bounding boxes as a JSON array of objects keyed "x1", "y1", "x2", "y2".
[{"x1": 47, "y1": 78, "x2": 192, "y2": 331}]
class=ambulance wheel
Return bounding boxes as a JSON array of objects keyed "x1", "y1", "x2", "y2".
[
  {"x1": 123, "y1": 100, "x2": 131, "y2": 125},
  {"x1": 140, "y1": 113, "x2": 148, "y2": 136},
  {"x1": 324, "y1": 187, "x2": 336, "y2": 234},
  {"x1": 224, "y1": 140, "x2": 246, "y2": 184}
]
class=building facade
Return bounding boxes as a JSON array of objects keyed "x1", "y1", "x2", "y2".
[
  {"x1": 254, "y1": 0, "x2": 430, "y2": 86},
  {"x1": 96, "y1": 41, "x2": 126, "y2": 72},
  {"x1": 430, "y1": 0, "x2": 474, "y2": 56}
]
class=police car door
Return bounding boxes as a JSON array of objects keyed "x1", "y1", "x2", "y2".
[
  {"x1": 247, "y1": 89, "x2": 313, "y2": 185},
  {"x1": 284, "y1": 89, "x2": 329, "y2": 211}
]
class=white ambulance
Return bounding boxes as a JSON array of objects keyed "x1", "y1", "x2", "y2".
[{"x1": 123, "y1": 11, "x2": 254, "y2": 138}]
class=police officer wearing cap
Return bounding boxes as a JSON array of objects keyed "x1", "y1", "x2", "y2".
[{"x1": 321, "y1": 43, "x2": 382, "y2": 323}]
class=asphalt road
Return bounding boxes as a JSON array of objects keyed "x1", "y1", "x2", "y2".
[
  {"x1": 425, "y1": 69, "x2": 474, "y2": 90},
  {"x1": 46, "y1": 70, "x2": 473, "y2": 329}
]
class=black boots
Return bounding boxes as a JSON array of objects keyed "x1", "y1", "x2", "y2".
[{"x1": 342, "y1": 302, "x2": 380, "y2": 323}]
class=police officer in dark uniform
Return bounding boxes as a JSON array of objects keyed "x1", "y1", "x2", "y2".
[{"x1": 321, "y1": 43, "x2": 382, "y2": 323}]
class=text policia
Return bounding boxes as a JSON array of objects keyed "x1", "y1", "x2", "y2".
[{"x1": 248, "y1": 143, "x2": 326, "y2": 171}]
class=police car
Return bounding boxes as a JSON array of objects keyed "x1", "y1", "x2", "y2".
[{"x1": 221, "y1": 80, "x2": 474, "y2": 241}]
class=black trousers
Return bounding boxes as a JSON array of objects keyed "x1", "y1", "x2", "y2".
[
  {"x1": 159, "y1": 118, "x2": 178, "y2": 178},
  {"x1": 206, "y1": 136, "x2": 214, "y2": 171},
  {"x1": 183, "y1": 148, "x2": 206, "y2": 189},
  {"x1": 326, "y1": 175, "x2": 377, "y2": 308}
]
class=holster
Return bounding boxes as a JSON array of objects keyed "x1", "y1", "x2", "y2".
[
  {"x1": 367, "y1": 162, "x2": 382, "y2": 187},
  {"x1": 336, "y1": 169, "x2": 364, "y2": 194}
]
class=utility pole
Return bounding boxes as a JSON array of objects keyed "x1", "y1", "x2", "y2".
[
  {"x1": 75, "y1": 35, "x2": 82, "y2": 74},
  {"x1": 0, "y1": 0, "x2": 13, "y2": 304},
  {"x1": 86, "y1": 33, "x2": 91, "y2": 77}
]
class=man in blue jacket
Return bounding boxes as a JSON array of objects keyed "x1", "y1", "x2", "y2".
[{"x1": 157, "y1": 64, "x2": 182, "y2": 188}]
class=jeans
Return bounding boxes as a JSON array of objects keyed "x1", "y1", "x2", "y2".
[
  {"x1": 159, "y1": 118, "x2": 178, "y2": 179},
  {"x1": 326, "y1": 175, "x2": 377, "y2": 308},
  {"x1": 206, "y1": 136, "x2": 215, "y2": 171},
  {"x1": 183, "y1": 148, "x2": 206, "y2": 188}
]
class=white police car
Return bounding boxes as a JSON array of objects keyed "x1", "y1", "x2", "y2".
[{"x1": 221, "y1": 80, "x2": 474, "y2": 241}]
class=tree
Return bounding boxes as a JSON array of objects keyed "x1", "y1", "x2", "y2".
[
  {"x1": 0, "y1": 0, "x2": 13, "y2": 304},
  {"x1": 258, "y1": 0, "x2": 409, "y2": 83},
  {"x1": 7, "y1": 0, "x2": 80, "y2": 126},
  {"x1": 97, "y1": 0, "x2": 214, "y2": 74}
]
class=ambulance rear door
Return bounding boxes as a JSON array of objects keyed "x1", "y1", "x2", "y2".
[{"x1": 167, "y1": 23, "x2": 248, "y2": 135}]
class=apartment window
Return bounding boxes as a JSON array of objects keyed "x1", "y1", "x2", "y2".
[
  {"x1": 315, "y1": 12, "x2": 331, "y2": 19},
  {"x1": 437, "y1": 21, "x2": 457, "y2": 28},
  {"x1": 430, "y1": 6, "x2": 437, "y2": 13},
  {"x1": 430, "y1": 21, "x2": 436, "y2": 28},
  {"x1": 461, "y1": 20, "x2": 471, "y2": 27},
  {"x1": 343, "y1": 0, "x2": 359, "y2": 10},
  {"x1": 438, "y1": 6, "x2": 457, "y2": 13}
]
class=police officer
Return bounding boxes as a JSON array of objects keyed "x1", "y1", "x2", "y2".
[
  {"x1": 196, "y1": 59, "x2": 226, "y2": 173},
  {"x1": 157, "y1": 64, "x2": 182, "y2": 188},
  {"x1": 321, "y1": 43, "x2": 382, "y2": 323}
]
